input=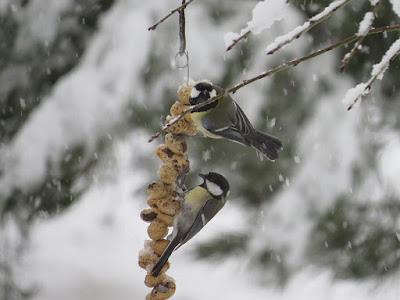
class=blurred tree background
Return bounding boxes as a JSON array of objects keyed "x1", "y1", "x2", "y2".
[{"x1": 1, "y1": 0, "x2": 400, "y2": 299}]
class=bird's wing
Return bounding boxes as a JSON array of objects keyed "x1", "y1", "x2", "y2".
[
  {"x1": 232, "y1": 101, "x2": 254, "y2": 136},
  {"x1": 174, "y1": 199, "x2": 224, "y2": 250},
  {"x1": 204, "y1": 101, "x2": 254, "y2": 146}
]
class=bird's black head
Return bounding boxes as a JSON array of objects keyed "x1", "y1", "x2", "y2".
[
  {"x1": 199, "y1": 172, "x2": 230, "y2": 200},
  {"x1": 189, "y1": 82, "x2": 219, "y2": 112}
]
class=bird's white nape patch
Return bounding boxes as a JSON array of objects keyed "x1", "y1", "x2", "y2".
[
  {"x1": 190, "y1": 87, "x2": 201, "y2": 99},
  {"x1": 222, "y1": 190, "x2": 230, "y2": 203},
  {"x1": 206, "y1": 179, "x2": 223, "y2": 196},
  {"x1": 209, "y1": 89, "x2": 217, "y2": 98}
]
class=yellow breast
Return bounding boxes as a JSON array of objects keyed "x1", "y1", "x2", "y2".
[{"x1": 185, "y1": 186, "x2": 210, "y2": 209}]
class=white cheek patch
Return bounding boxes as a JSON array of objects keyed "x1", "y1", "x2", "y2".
[
  {"x1": 206, "y1": 179, "x2": 223, "y2": 196},
  {"x1": 209, "y1": 89, "x2": 217, "y2": 98},
  {"x1": 190, "y1": 87, "x2": 201, "y2": 99}
]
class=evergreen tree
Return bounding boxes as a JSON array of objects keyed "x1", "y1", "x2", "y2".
[{"x1": 1, "y1": 0, "x2": 399, "y2": 298}]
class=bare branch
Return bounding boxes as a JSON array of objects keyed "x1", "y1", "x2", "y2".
[
  {"x1": 148, "y1": 25, "x2": 400, "y2": 142},
  {"x1": 148, "y1": 0, "x2": 195, "y2": 31}
]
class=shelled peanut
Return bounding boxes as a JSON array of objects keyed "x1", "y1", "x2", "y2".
[{"x1": 139, "y1": 83, "x2": 197, "y2": 300}]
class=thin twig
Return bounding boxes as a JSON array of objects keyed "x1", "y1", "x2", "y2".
[
  {"x1": 148, "y1": 24, "x2": 400, "y2": 142},
  {"x1": 266, "y1": 0, "x2": 353, "y2": 55},
  {"x1": 148, "y1": 93, "x2": 226, "y2": 143},
  {"x1": 340, "y1": 0, "x2": 382, "y2": 71},
  {"x1": 229, "y1": 25, "x2": 400, "y2": 93},
  {"x1": 226, "y1": 30, "x2": 251, "y2": 51},
  {"x1": 148, "y1": 0, "x2": 195, "y2": 31},
  {"x1": 226, "y1": 0, "x2": 353, "y2": 52},
  {"x1": 340, "y1": 33, "x2": 369, "y2": 72},
  {"x1": 347, "y1": 37, "x2": 400, "y2": 110}
]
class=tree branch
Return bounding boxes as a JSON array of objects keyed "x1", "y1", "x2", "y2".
[
  {"x1": 229, "y1": 25, "x2": 400, "y2": 93},
  {"x1": 226, "y1": 30, "x2": 251, "y2": 51},
  {"x1": 346, "y1": 37, "x2": 400, "y2": 110},
  {"x1": 148, "y1": 92, "x2": 226, "y2": 143},
  {"x1": 340, "y1": 0, "x2": 382, "y2": 72},
  {"x1": 266, "y1": 0, "x2": 353, "y2": 55},
  {"x1": 148, "y1": 0, "x2": 195, "y2": 31},
  {"x1": 226, "y1": 0, "x2": 353, "y2": 53},
  {"x1": 148, "y1": 24, "x2": 400, "y2": 142}
]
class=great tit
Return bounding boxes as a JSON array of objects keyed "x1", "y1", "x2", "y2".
[
  {"x1": 151, "y1": 172, "x2": 230, "y2": 277},
  {"x1": 189, "y1": 81, "x2": 283, "y2": 161}
]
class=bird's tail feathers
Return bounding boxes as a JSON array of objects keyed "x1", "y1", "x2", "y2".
[
  {"x1": 151, "y1": 239, "x2": 179, "y2": 277},
  {"x1": 251, "y1": 130, "x2": 283, "y2": 161}
]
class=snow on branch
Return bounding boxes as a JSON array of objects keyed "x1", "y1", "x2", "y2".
[
  {"x1": 226, "y1": 30, "x2": 250, "y2": 51},
  {"x1": 225, "y1": 0, "x2": 289, "y2": 51},
  {"x1": 340, "y1": 12, "x2": 375, "y2": 71},
  {"x1": 149, "y1": 26, "x2": 400, "y2": 142},
  {"x1": 344, "y1": 37, "x2": 400, "y2": 111},
  {"x1": 266, "y1": 0, "x2": 352, "y2": 55},
  {"x1": 357, "y1": 12, "x2": 375, "y2": 36},
  {"x1": 340, "y1": 0, "x2": 382, "y2": 72}
]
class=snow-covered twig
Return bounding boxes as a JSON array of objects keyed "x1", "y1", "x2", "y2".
[
  {"x1": 345, "y1": 37, "x2": 400, "y2": 110},
  {"x1": 148, "y1": 0, "x2": 195, "y2": 31},
  {"x1": 340, "y1": 13, "x2": 375, "y2": 71},
  {"x1": 225, "y1": 0, "x2": 289, "y2": 52},
  {"x1": 226, "y1": 30, "x2": 250, "y2": 51},
  {"x1": 149, "y1": 25, "x2": 400, "y2": 142},
  {"x1": 266, "y1": 0, "x2": 352, "y2": 55},
  {"x1": 340, "y1": 0, "x2": 382, "y2": 71}
]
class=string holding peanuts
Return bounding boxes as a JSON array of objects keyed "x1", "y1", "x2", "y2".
[{"x1": 138, "y1": 82, "x2": 198, "y2": 300}]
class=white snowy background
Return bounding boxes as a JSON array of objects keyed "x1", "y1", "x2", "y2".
[{"x1": 1, "y1": 0, "x2": 400, "y2": 299}]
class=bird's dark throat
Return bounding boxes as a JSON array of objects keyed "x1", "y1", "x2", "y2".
[{"x1": 192, "y1": 99, "x2": 218, "y2": 112}]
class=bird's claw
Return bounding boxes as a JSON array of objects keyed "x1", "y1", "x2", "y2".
[{"x1": 175, "y1": 163, "x2": 190, "y2": 195}]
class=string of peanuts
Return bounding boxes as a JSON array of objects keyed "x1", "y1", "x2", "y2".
[{"x1": 138, "y1": 82, "x2": 198, "y2": 300}]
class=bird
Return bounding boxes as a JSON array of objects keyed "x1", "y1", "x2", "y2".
[
  {"x1": 151, "y1": 172, "x2": 230, "y2": 277},
  {"x1": 189, "y1": 81, "x2": 282, "y2": 161}
]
